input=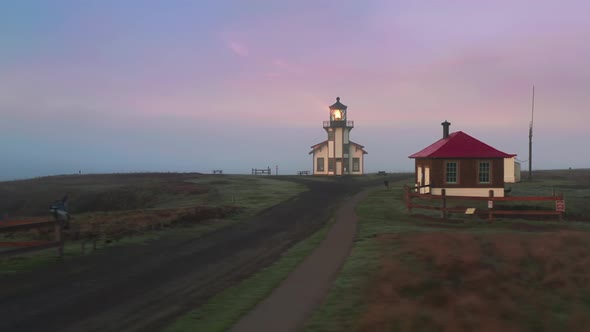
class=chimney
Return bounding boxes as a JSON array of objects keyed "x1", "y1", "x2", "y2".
[{"x1": 441, "y1": 120, "x2": 451, "y2": 139}]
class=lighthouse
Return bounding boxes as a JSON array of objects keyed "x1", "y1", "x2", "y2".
[{"x1": 309, "y1": 97, "x2": 367, "y2": 175}]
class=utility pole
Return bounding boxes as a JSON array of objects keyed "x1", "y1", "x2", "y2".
[{"x1": 528, "y1": 85, "x2": 535, "y2": 181}]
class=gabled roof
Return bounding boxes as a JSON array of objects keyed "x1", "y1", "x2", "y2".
[
  {"x1": 309, "y1": 141, "x2": 328, "y2": 153},
  {"x1": 350, "y1": 141, "x2": 368, "y2": 154},
  {"x1": 409, "y1": 131, "x2": 515, "y2": 159},
  {"x1": 309, "y1": 140, "x2": 368, "y2": 155}
]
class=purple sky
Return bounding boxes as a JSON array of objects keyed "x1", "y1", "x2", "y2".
[{"x1": 1, "y1": 1, "x2": 589, "y2": 180}]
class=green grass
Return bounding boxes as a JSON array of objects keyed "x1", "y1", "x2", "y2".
[
  {"x1": 165, "y1": 217, "x2": 336, "y2": 332},
  {"x1": 186, "y1": 176, "x2": 306, "y2": 217}
]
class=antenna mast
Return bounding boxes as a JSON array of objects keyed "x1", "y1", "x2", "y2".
[{"x1": 528, "y1": 85, "x2": 535, "y2": 180}]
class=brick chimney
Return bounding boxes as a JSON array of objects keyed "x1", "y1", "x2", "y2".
[{"x1": 442, "y1": 120, "x2": 451, "y2": 139}]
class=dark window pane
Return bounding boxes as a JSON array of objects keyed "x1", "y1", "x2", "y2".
[
  {"x1": 317, "y1": 158, "x2": 324, "y2": 172},
  {"x1": 352, "y1": 158, "x2": 360, "y2": 172},
  {"x1": 479, "y1": 161, "x2": 490, "y2": 183},
  {"x1": 446, "y1": 162, "x2": 457, "y2": 183},
  {"x1": 328, "y1": 158, "x2": 335, "y2": 171}
]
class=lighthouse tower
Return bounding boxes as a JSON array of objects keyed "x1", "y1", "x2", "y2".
[{"x1": 309, "y1": 97, "x2": 367, "y2": 175}]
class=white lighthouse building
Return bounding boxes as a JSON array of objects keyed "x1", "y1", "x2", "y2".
[{"x1": 309, "y1": 97, "x2": 367, "y2": 176}]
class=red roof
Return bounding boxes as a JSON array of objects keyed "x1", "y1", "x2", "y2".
[{"x1": 409, "y1": 131, "x2": 516, "y2": 159}]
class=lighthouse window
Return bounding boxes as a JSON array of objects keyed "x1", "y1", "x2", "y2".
[
  {"x1": 328, "y1": 158, "x2": 335, "y2": 172},
  {"x1": 328, "y1": 130, "x2": 335, "y2": 141},
  {"x1": 316, "y1": 158, "x2": 325, "y2": 172}
]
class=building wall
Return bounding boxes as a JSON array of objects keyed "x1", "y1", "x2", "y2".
[
  {"x1": 414, "y1": 158, "x2": 505, "y2": 196},
  {"x1": 431, "y1": 187, "x2": 505, "y2": 197},
  {"x1": 312, "y1": 145, "x2": 328, "y2": 175},
  {"x1": 504, "y1": 157, "x2": 516, "y2": 183},
  {"x1": 313, "y1": 124, "x2": 361, "y2": 176},
  {"x1": 428, "y1": 158, "x2": 504, "y2": 188},
  {"x1": 414, "y1": 158, "x2": 433, "y2": 193},
  {"x1": 351, "y1": 145, "x2": 365, "y2": 175},
  {"x1": 335, "y1": 128, "x2": 343, "y2": 157},
  {"x1": 414, "y1": 158, "x2": 434, "y2": 184}
]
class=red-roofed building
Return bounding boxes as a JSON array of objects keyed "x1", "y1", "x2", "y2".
[{"x1": 409, "y1": 121, "x2": 518, "y2": 197}]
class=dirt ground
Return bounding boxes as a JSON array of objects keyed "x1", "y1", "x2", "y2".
[
  {"x1": 0, "y1": 176, "x2": 398, "y2": 332},
  {"x1": 359, "y1": 231, "x2": 590, "y2": 332}
]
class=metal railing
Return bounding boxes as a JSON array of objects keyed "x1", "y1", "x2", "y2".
[{"x1": 323, "y1": 120, "x2": 354, "y2": 128}]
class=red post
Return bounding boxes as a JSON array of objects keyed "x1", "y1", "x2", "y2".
[
  {"x1": 488, "y1": 190, "x2": 494, "y2": 221},
  {"x1": 441, "y1": 189, "x2": 447, "y2": 219}
]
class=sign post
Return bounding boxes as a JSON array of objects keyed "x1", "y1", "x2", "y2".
[{"x1": 555, "y1": 200, "x2": 565, "y2": 212}]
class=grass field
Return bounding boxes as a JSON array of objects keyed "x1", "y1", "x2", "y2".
[
  {"x1": 306, "y1": 170, "x2": 590, "y2": 332},
  {"x1": 0, "y1": 173, "x2": 305, "y2": 273}
]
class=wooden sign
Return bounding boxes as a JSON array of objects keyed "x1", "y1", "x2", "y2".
[
  {"x1": 556, "y1": 200, "x2": 566, "y2": 212},
  {"x1": 465, "y1": 208, "x2": 476, "y2": 215}
]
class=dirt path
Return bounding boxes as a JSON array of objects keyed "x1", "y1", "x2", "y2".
[
  {"x1": 0, "y1": 179, "x2": 361, "y2": 332},
  {"x1": 229, "y1": 189, "x2": 369, "y2": 332}
]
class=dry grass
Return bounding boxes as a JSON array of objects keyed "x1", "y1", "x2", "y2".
[
  {"x1": 359, "y1": 231, "x2": 590, "y2": 332},
  {"x1": 0, "y1": 173, "x2": 305, "y2": 272}
]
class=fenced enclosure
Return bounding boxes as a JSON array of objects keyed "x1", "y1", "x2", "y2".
[
  {"x1": 252, "y1": 167, "x2": 272, "y2": 176},
  {"x1": 403, "y1": 184, "x2": 565, "y2": 221}
]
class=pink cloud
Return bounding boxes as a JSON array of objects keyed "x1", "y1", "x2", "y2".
[{"x1": 228, "y1": 41, "x2": 249, "y2": 57}]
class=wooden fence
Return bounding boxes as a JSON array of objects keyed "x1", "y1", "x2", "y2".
[
  {"x1": 403, "y1": 185, "x2": 565, "y2": 221},
  {"x1": 0, "y1": 220, "x2": 64, "y2": 258},
  {"x1": 252, "y1": 167, "x2": 272, "y2": 176}
]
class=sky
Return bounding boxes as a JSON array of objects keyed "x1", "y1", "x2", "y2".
[{"x1": 1, "y1": 0, "x2": 589, "y2": 180}]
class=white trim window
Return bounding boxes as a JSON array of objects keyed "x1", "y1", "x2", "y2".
[
  {"x1": 445, "y1": 161, "x2": 458, "y2": 184},
  {"x1": 478, "y1": 161, "x2": 491, "y2": 183}
]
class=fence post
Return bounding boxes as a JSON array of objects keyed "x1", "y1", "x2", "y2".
[
  {"x1": 441, "y1": 189, "x2": 447, "y2": 219},
  {"x1": 558, "y1": 192, "x2": 564, "y2": 222},
  {"x1": 403, "y1": 185, "x2": 411, "y2": 213},
  {"x1": 488, "y1": 190, "x2": 494, "y2": 221},
  {"x1": 55, "y1": 220, "x2": 63, "y2": 258}
]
